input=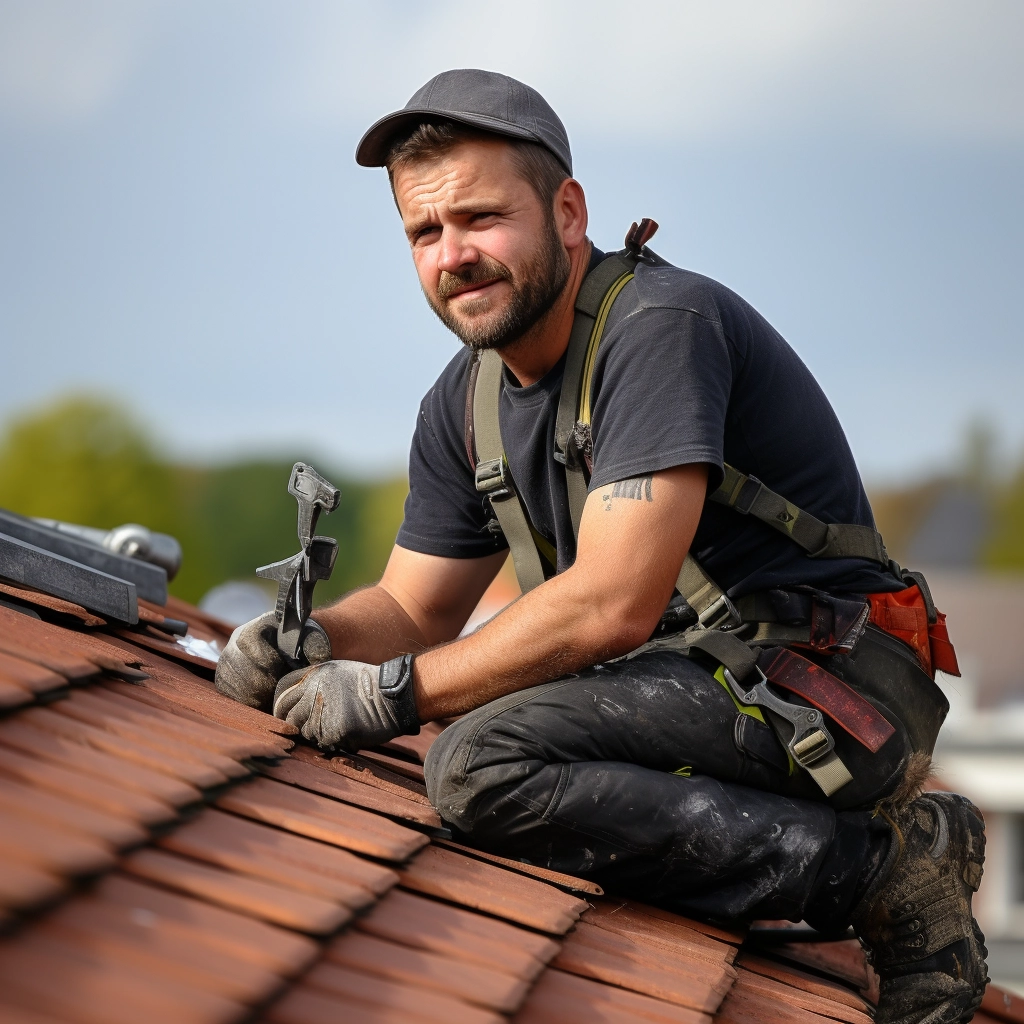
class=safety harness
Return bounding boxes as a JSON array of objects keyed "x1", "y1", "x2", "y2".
[{"x1": 467, "y1": 219, "x2": 958, "y2": 798}]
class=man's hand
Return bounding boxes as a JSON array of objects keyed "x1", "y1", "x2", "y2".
[
  {"x1": 272, "y1": 654, "x2": 420, "y2": 751},
  {"x1": 215, "y1": 611, "x2": 302, "y2": 710}
]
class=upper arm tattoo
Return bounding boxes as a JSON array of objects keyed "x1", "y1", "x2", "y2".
[{"x1": 602, "y1": 474, "x2": 654, "y2": 509}]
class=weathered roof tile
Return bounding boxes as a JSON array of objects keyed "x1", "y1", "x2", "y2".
[{"x1": 0, "y1": 577, "x2": 1012, "y2": 1024}]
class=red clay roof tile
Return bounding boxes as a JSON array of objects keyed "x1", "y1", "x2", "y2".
[
  {"x1": 434, "y1": 837, "x2": 605, "y2": 894},
  {"x1": 0, "y1": 718, "x2": 201, "y2": 806},
  {"x1": 49, "y1": 690, "x2": 254, "y2": 774},
  {"x1": 0, "y1": 858, "x2": 66, "y2": 912},
  {"x1": 216, "y1": 775, "x2": 429, "y2": 861},
  {"x1": 19, "y1": 704, "x2": 235, "y2": 787},
  {"x1": 36, "y1": 898, "x2": 285, "y2": 1005},
  {"x1": 398, "y1": 843, "x2": 589, "y2": 934},
  {"x1": 326, "y1": 930, "x2": 532, "y2": 1013},
  {"x1": 516, "y1": 967, "x2": 713, "y2": 1024},
  {"x1": 0, "y1": 929, "x2": 245, "y2": 1024},
  {"x1": 553, "y1": 920, "x2": 736, "y2": 1014},
  {"x1": 159, "y1": 808, "x2": 386, "y2": 910},
  {"x1": 357, "y1": 888, "x2": 558, "y2": 980},
  {"x1": 0, "y1": 740, "x2": 176, "y2": 826},
  {"x1": 121, "y1": 847, "x2": 352, "y2": 935},
  {"x1": 264, "y1": 980, "x2": 504, "y2": 1024},
  {"x1": 96, "y1": 873, "x2": 319, "y2": 974},
  {"x1": 0, "y1": 588, "x2": 1013, "y2": 1024},
  {"x1": 0, "y1": 650, "x2": 66, "y2": 698},
  {"x1": 261, "y1": 754, "x2": 442, "y2": 827},
  {"x1": 290, "y1": 743, "x2": 433, "y2": 803},
  {"x1": 0, "y1": 775, "x2": 147, "y2": 848}
]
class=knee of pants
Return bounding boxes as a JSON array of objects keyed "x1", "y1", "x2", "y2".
[{"x1": 423, "y1": 703, "x2": 551, "y2": 834}]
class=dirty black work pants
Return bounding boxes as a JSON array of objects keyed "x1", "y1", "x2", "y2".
[{"x1": 424, "y1": 650, "x2": 900, "y2": 925}]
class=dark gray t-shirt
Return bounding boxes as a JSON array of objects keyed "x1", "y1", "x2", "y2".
[{"x1": 397, "y1": 248, "x2": 898, "y2": 597}]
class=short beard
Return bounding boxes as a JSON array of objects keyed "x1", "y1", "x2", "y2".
[{"x1": 425, "y1": 217, "x2": 571, "y2": 352}]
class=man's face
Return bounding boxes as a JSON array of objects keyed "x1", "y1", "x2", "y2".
[{"x1": 392, "y1": 139, "x2": 570, "y2": 351}]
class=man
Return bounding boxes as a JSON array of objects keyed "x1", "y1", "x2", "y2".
[{"x1": 216, "y1": 70, "x2": 987, "y2": 1024}]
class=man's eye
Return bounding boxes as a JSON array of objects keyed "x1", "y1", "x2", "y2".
[
  {"x1": 471, "y1": 212, "x2": 499, "y2": 223},
  {"x1": 413, "y1": 226, "x2": 440, "y2": 243}
]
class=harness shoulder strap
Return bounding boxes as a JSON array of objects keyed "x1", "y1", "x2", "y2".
[
  {"x1": 710, "y1": 464, "x2": 891, "y2": 567},
  {"x1": 471, "y1": 350, "x2": 547, "y2": 593},
  {"x1": 555, "y1": 253, "x2": 638, "y2": 542}
]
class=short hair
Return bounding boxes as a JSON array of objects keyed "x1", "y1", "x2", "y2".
[{"x1": 385, "y1": 120, "x2": 569, "y2": 212}]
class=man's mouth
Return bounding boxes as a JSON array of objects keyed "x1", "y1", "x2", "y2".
[{"x1": 446, "y1": 278, "x2": 503, "y2": 301}]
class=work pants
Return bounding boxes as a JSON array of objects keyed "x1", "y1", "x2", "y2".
[{"x1": 424, "y1": 648, "x2": 906, "y2": 925}]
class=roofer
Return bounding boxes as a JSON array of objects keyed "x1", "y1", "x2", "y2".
[{"x1": 216, "y1": 70, "x2": 988, "y2": 1024}]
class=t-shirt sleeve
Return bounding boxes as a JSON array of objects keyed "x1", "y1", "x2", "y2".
[
  {"x1": 587, "y1": 304, "x2": 735, "y2": 492},
  {"x1": 395, "y1": 370, "x2": 509, "y2": 559}
]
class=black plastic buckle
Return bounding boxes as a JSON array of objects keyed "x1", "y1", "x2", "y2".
[{"x1": 732, "y1": 475, "x2": 765, "y2": 516}]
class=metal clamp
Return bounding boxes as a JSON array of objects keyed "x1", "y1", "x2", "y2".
[
  {"x1": 723, "y1": 666, "x2": 853, "y2": 796},
  {"x1": 724, "y1": 666, "x2": 831, "y2": 766},
  {"x1": 474, "y1": 457, "x2": 512, "y2": 500}
]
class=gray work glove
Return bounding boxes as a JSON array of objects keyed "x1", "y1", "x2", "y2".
[
  {"x1": 272, "y1": 654, "x2": 419, "y2": 752},
  {"x1": 215, "y1": 612, "x2": 332, "y2": 711}
]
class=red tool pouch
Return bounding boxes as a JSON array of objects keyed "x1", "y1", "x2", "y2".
[{"x1": 866, "y1": 585, "x2": 961, "y2": 679}]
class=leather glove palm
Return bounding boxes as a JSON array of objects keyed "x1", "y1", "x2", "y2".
[
  {"x1": 272, "y1": 654, "x2": 419, "y2": 752},
  {"x1": 215, "y1": 612, "x2": 290, "y2": 711},
  {"x1": 215, "y1": 613, "x2": 332, "y2": 711}
]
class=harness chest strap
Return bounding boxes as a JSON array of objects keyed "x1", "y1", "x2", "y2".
[{"x1": 471, "y1": 350, "x2": 547, "y2": 593}]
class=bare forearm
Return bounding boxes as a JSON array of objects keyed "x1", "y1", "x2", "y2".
[
  {"x1": 412, "y1": 466, "x2": 707, "y2": 720},
  {"x1": 412, "y1": 567, "x2": 652, "y2": 720},
  {"x1": 312, "y1": 585, "x2": 430, "y2": 664}
]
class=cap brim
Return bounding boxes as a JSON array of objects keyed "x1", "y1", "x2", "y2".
[{"x1": 355, "y1": 108, "x2": 543, "y2": 167}]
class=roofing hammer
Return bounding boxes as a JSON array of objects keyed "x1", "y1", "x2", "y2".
[{"x1": 256, "y1": 462, "x2": 341, "y2": 664}]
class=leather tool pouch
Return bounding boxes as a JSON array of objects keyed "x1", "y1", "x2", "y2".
[{"x1": 818, "y1": 624, "x2": 949, "y2": 757}]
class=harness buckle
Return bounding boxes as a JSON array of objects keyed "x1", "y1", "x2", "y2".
[
  {"x1": 723, "y1": 666, "x2": 840, "y2": 772},
  {"x1": 697, "y1": 593, "x2": 742, "y2": 630},
  {"x1": 474, "y1": 457, "x2": 512, "y2": 501},
  {"x1": 732, "y1": 475, "x2": 766, "y2": 516}
]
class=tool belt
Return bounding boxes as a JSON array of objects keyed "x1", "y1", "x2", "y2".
[
  {"x1": 466, "y1": 218, "x2": 959, "y2": 799},
  {"x1": 645, "y1": 581, "x2": 954, "y2": 798}
]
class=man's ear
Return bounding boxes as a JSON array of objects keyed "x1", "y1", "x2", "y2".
[{"x1": 554, "y1": 178, "x2": 588, "y2": 250}]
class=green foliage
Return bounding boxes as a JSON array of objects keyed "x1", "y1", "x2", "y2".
[
  {"x1": 0, "y1": 396, "x2": 182, "y2": 533},
  {"x1": 984, "y1": 467, "x2": 1024, "y2": 571},
  {"x1": 0, "y1": 396, "x2": 407, "y2": 605}
]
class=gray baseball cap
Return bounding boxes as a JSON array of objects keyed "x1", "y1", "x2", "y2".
[{"x1": 356, "y1": 69, "x2": 572, "y2": 175}]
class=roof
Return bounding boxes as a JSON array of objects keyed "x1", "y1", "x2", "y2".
[
  {"x1": 0, "y1": 580, "x2": 1021, "y2": 1024},
  {"x1": 925, "y1": 570, "x2": 1024, "y2": 707}
]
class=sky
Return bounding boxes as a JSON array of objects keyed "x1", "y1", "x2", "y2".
[{"x1": 0, "y1": 0, "x2": 1022, "y2": 483}]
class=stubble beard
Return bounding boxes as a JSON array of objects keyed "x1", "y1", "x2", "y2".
[{"x1": 425, "y1": 218, "x2": 571, "y2": 352}]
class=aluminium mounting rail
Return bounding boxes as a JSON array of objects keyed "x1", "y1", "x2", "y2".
[
  {"x1": 0, "y1": 508, "x2": 166, "y2": 604},
  {"x1": 0, "y1": 530, "x2": 139, "y2": 623}
]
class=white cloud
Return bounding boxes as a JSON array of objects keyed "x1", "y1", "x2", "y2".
[
  {"x1": 276, "y1": 0, "x2": 1024, "y2": 144},
  {"x1": 0, "y1": 0, "x2": 162, "y2": 123},
  {"x1": 1, "y1": 0, "x2": 1020, "y2": 143}
]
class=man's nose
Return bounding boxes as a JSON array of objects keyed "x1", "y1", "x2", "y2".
[{"x1": 436, "y1": 228, "x2": 478, "y2": 275}]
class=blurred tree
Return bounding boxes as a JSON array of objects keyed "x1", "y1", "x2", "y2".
[
  {"x1": 959, "y1": 418, "x2": 997, "y2": 487},
  {"x1": 0, "y1": 396, "x2": 182, "y2": 533},
  {"x1": 985, "y1": 462, "x2": 1024, "y2": 572},
  {"x1": 0, "y1": 397, "x2": 409, "y2": 605}
]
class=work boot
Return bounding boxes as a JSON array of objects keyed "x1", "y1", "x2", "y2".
[{"x1": 852, "y1": 792, "x2": 988, "y2": 1024}]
